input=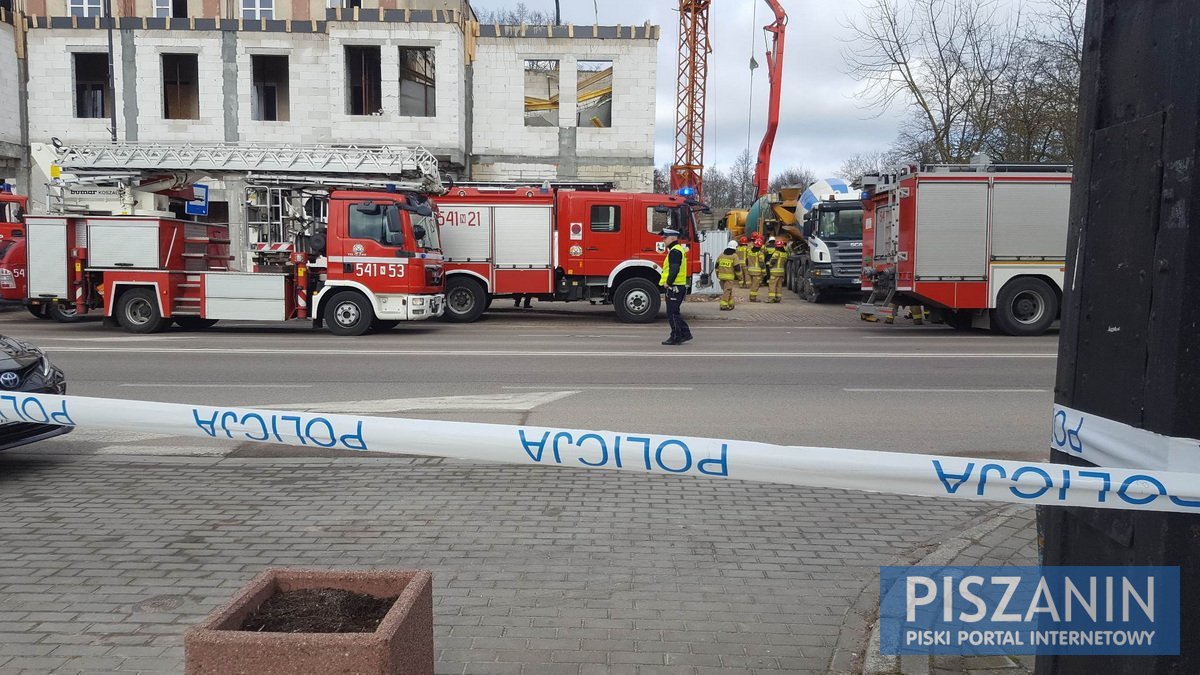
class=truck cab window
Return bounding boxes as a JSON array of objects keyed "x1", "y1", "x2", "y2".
[
  {"x1": 349, "y1": 203, "x2": 404, "y2": 246},
  {"x1": 412, "y1": 213, "x2": 440, "y2": 250},
  {"x1": 646, "y1": 206, "x2": 670, "y2": 234},
  {"x1": 590, "y1": 205, "x2": 620, "y2": 232},
  {"x1": 819, "y1": 209, "x2": 864, "y2": 240}
]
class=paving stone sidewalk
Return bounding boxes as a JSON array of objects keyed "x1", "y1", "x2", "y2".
[{"x1": 0, "y1": 452, "x2": 1020, "y2": 675}]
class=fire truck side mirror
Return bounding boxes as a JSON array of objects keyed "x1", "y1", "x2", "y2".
[
  {"x1": 412, "y1": 224, "x2": 427, "y2": 241},
  {"x1": 653, "y1": 205, "x2": 670, "y2": 214},
  {"x1": 414, "y1": 203, "x2": 433, "y2": 218}
]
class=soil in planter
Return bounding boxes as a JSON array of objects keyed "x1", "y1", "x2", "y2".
[{"x1": 240, "y1": 589, "x2": 398, "y2": 633}]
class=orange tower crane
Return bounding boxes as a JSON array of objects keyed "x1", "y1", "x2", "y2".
[{"x1": 670, "y1": 0, "x2": 711, "y2": 196}]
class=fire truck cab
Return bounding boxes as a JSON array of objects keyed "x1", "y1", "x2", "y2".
[
  {"x1": 435, "y1": 185, "x2": 706, "y2": 323},
  {"x1": 0, "y1": 186, "x2": 28, "y2": 308}
]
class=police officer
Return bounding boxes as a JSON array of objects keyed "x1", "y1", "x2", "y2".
[
  {"x1": 767, "y1": 239, "x2": 788, "y2": 302},
  {"x1": 659, "y1": 228, "x2": 693, "y2": 345},
  {"x1": 746, "y1": 236, "x2": 766, "y2": 302},
  {"x1": 716, "y1": 240, "x2": 741, "y2": 310},
  {"x1": 734, "y1": 236, "x2": 750, "y2": 288}
]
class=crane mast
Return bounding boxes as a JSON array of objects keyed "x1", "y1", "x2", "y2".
[{"x1": 670, "y1": 0, "x2": 711, "y2": 196}]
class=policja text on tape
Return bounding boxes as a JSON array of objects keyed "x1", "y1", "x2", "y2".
[{"x1": 6, "y1": 393, "x2": 1200, "y2": 514}]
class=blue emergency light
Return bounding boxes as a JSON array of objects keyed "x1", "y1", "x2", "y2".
[
  {"x1": 676, "y1": 187, "x2": 697, "y2": 198},
  {"x1": 0, "y1": 182, "x2": 11, "y2": 194}
]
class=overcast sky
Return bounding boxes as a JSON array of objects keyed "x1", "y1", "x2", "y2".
[{"x1": 468, "y1": 0, "x2": 904, "y2": 178}]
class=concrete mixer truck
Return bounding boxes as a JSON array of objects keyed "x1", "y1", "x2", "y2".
[{"x1": 740, "y1": 178, "x2": 864, "y2": 303}]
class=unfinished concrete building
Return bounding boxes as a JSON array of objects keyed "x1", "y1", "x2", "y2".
[{"x1": 1, "y1": 0, "x2": 658, "y2": 260}]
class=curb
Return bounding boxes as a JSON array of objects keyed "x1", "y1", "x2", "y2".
[{"x1": 858, "y1": 503, "x2": 1032, "y2": 675}]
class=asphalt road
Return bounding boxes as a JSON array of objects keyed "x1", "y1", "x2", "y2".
[{"x1": 0, "y1": 301, "x2": 1059, "y2": 461}]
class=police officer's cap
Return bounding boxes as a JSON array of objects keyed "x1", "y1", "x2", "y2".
[{"x1": 661, "y1": 228, "x2": 681, "y2": 238}]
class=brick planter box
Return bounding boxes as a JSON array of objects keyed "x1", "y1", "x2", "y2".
[{"x1": 185, "y1": 569, "x2": 434, "y2": 675}]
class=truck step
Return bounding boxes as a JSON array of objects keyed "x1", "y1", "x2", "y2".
[
  {"x1": 170, "y1": 311, "x2": 201, "y2": 317},
  {"x1": 174, "y1": 297, "x2": 201, "y2": 303}
]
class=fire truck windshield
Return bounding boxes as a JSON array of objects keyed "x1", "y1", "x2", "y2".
[{"x1": 413, "y1": 213, "x2": 440, "y2": 251}]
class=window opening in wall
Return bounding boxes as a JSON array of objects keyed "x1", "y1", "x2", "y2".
[
  {"x1": 67, "y1": 0, "x2": 100, "y2": 17},
  {"x1": 524, "y1": 59, "x2": 559, "y2": 127},
  {"x1": 74, "y1": 53, "x2": 112, "y2": 120},
  {"x1": 327, "y1": 0, "x2": 360, "y2": 7},
  {"x1": 346, "y1": 46, "x2": 382, "y2": 116},
  {"x1": 154, "y1": 0, "x2": 187, "y2": 18},
  {"x1": 398, "y1": 47, "x2": 435, "y2": 117},
  {"x1": 251, "y1": 55, "x2": 290, "y2": 121},
  {"x1": 162, "y1": 53, "x2": 200, "y2": 120},
  {"x1": 577, "y1": 60, "x2": 613, "y2": 128},
  {"x1": 590, "y1": 205, "x2": 620, "y2": 232},
  {"x1": 241, "y1": 0, "x2": 273, "y2": 20}
]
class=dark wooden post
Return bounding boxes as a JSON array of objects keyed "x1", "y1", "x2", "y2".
[{"x1": 1039, "y1": 1, "x2": 1200, "y2": 673}]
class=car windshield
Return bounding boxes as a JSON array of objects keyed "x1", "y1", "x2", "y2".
[{"x1": 817, "y1": 208, "x2": 864, "y2": 240}]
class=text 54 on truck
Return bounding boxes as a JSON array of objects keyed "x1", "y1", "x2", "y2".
[
  {"x1": 433, "y1": 183, "x2": 707, "y2": 323},
  {"x1": 21, "y1": 141, "x2": 446, "y2": 336},
  {"x1": 853, "y1": 160, "x2": 1072, "y2": 336}
]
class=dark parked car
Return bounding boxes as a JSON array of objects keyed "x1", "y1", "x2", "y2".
[{"x1": 0, "y1": 334, "x2": 70, "y2": 451}]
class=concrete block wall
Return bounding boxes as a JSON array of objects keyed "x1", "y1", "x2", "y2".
[
  {"x1": 0, "y1": 24, "x2": 21, "y2": 150},
  {"x1": 471, "y1": 35, "x2": 657, "y2": 190}
]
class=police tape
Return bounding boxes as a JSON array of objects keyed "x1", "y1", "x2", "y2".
[
  {"x1": 6, "y1": 392, "x2": 1200, "y2": 514},
  {"x1": 1053, "y1": 404, "x2": 1200, "y2": 474}
]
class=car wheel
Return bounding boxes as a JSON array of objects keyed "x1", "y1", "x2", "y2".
[
  {"x1": 444, "y1": 276, "x2": 486, "y2": 323},
  {"x1": 613, "y1": 278, "x2": 661, "y2": 323},
  {"x1": 324, "y1": 291, "x2": 375, "y2": 336},
  {"x1": 991, "y1": 277, "x2": 1058, "y2": 336},
  {"x1": 116, "y1": 288, "x2": 171, "y2": 334}
]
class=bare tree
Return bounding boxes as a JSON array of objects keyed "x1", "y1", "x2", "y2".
[
  {"x1": 476, "y1": 2, "x2": 555, "y2": 24},
  {"x1": 837, "y1": 150, "x2": 899, "y2": 180},
  {"x1": 845, "y1": 0, "x2": 1021, "y2": 163},
  {"x1": 769, "y1": 167, "x2": 816, "y2": 193},
  {"x1": 653, "y1": 164, "x2": 671, "y2": 194}
]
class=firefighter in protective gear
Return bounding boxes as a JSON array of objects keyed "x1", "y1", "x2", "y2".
[
  {"x1": 716, "y1": 241, "x2": 741, "y2": 310},
  {"x1": 746, "y1": 238, "x2": 766, "y2": 302},
  {"x1": 659, "y1": 228, "x2": 693, "y2": 345},
  {"x1": 767, "y1": 239, "x2": 788, "y2": 302},
  {"x1": 734, "y1": 237, "x2": 750, "y2": 288}
]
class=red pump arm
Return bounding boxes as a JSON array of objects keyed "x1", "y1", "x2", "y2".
[{"x1": 753, "y1": 0, "x2": 787, "y2": 198}]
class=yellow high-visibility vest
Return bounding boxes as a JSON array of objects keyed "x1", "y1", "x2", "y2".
[{"x1": 659, "y1": 243, "x2": 689, "y2": 286}]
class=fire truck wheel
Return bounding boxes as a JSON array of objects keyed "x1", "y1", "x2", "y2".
[
  {"x1": 324, "y1": 291, "x2": 375, "y2": 336},
  {"x1": 27, "y1": 305, "x2": 49, "y2": 320},
  {"x1": 173, "y1": 317, "x2": 219, "y2": 330},
  {"x1": 613, "y1": 278, "x2": 661, "y2": 323},
  {"x1": 444, "y1": 276, "x2": 486, "y2": 323},
  {"x1": 992, "y1": 277, "x2": 1058, "y2": 336},
  {"x1": 47, "y1": 303, "x2": 83, "y2": 323},
  {"x1": 115, "y1": 288, "x2": 171, "y2": 334}
]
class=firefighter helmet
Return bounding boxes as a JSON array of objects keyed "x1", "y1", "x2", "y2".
[{"x1": 775, "y1": 240, "x2": 785, "y2": 248}]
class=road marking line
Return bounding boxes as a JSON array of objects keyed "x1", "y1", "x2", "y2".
[
  {"x1": 118, "y1": 383, "x2": 315, "y2": 388},
  {"x1": 268, "y1": 391, "x2": 579, "y2": 413},
  {"x1": 502, "y1": 385, "x2": 694, "y2": 391},
  {"x1": 46, "y1": 347, "x2": 1058, "y2": 358},
  {"x1": 844, "y1": 388, "x2": 1050, "y2": 393}
]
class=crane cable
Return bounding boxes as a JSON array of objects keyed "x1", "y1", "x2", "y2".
[{"x1": 743, "y1": 1, "x2": 758, "y2": 206}]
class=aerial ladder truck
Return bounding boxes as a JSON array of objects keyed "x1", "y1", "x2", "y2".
[{"x1": 19, "y1": 140, "x2": 446, "y2": 335}]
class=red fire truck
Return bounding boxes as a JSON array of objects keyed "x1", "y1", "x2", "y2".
[
  {"x1": 433, "y1": 183, "x2": 707, "y2": 323},
  {"x1": 853, "y1": 161, "x2": 1072, "y2": 336},
  {"x1": 23, "y1": 191, "x2": 444, "y2": 336}
]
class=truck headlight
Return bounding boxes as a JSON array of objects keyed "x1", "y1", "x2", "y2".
[{"x1": 411, "y1": 298, "x2": 425, "y2": 306}]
